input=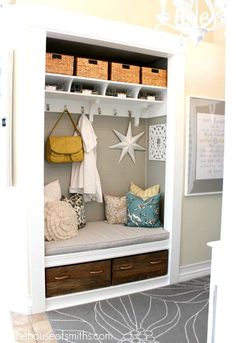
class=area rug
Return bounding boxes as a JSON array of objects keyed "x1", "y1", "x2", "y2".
[{"x1": 47, "y1": 276, "x2": 209, "y2": 343}]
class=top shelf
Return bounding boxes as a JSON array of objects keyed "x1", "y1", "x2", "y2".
[
  {"x1": 45, "y1": 73, "x2": 168, "y2": 120},
  {"x1": 45, "y1": 73, "x2": 167, "y2": 97}
]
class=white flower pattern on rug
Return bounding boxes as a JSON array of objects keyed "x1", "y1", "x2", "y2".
[{"x1": 48, "y1": 276, "x2": 209, "y2": 343}]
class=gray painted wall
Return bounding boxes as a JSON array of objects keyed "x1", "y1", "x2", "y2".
[{"x1": 180, "y1": 42, "x2": 224, "y2": 266}]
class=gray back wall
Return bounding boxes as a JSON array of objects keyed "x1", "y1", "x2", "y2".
[{"x1": 45, "y1": 114, "x2": 154, "y2": 221}]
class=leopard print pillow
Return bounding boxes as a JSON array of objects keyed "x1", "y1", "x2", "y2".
[{"x1": 61, "y1": 193, "x2": 86, "y2": 229}]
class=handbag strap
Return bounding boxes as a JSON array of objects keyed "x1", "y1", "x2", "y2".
[{"x1": 48, "y1": 109, "x2": 81, "y2": 136}]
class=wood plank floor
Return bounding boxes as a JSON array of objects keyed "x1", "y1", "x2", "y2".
[{"x1": 11, "y1": 312, "x2": 57, "y2": 343}]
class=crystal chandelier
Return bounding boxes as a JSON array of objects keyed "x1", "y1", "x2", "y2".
[{"x1": 156, "y1": 0, "x2": 226, "y2": 45}]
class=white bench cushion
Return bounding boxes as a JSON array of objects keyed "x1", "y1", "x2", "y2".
[{"x1": 45, "y1": 221, "x2": 169, "y2": 256}]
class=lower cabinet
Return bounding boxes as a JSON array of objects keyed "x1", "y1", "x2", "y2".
[
  {"x1": 112, "y1": 250, "x2": 168, "y2": 285},
  {"x1": 45, "y1": 260, "x2": 111, "y2": 297},
  {"x1": 45, "y1": 250, "x2": 168, "y2": 297}
]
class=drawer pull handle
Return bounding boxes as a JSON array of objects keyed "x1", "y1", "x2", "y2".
[
  {"x1": 149, "y1": 260, "x2": 162, "y2": 265},
  {"x1": 119, "y1": 264, "x2": 133, "y2": 270},
  {"x1": 89, "y1": 270, "x2": 104, "y2": 275},
  {"x1": 54, "y1": 275, "x2": 70, "y2": 280}
]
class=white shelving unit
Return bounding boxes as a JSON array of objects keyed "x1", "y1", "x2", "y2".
[
  {"x1": 41, "y1": 30, "x2": 185, "y2": 311},
  {"x1": 45, "y1": 73, "x2": 167, "y2": 124}
]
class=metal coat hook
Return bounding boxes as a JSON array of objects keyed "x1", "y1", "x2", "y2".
[
  {"x1": 88, "y1": 102, "x2": 98, "y2": 123},
  {"x1": 98, "y1": 107, "x2": 102, "y2": 115},
  {"x1": 46, "y1": 103, "x2": 50, "y2": 111},
  {"x1": 81, "y1": 106, "x2": 85, "y2": 114},
  {"x1": 113, "y1": 109, "x2": 117, "y2": 116},
  {"x1": 128, "y1": 110, "x2": 132, "y2": 121}
]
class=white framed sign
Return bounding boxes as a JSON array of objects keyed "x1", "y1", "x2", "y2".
[
  {"x1": 185, "y1": 97, "x2": 225, "y2": 196},
  {"x1": 196, "y1": 113, "x2": 224, "y2": 180},
  {"x1": 149, "y1": 124, "x2": 167, "y2": 161},
  {"x1": 0, "y1": 50, "x2": 13, "y2": 187}
]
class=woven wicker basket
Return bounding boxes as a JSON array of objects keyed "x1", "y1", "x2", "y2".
[
  {"x1": 45, "y1": 53, "x2": 74, "y2": 75},
  {"x1": 141, "y1": 67, "x2": 167, "y2": 87},
  {"x1": 75, "y1": 58, "x2": 108, "y2": 80},
  {"x1": 110, "y1": 63, "x2": 140, "y2": 84}
]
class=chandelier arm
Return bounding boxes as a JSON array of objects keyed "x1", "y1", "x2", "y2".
[
  {"x1": 204, "y1": 0, "x2": 215, "y2": 14},
  {"x1": 194, "y1": 0, "x2": 199, "y2": 22},
  {"x1": 190, "y1": 0, "x2": 195, "y2": 15},
  {"x1": 201, "y1": 8, "x2": 224, "y2": 29},
  {"x1": 195, "y1": 0, "x2": 200, "y2": 22},
  {"x1": 186, "y1": 0, "x2": 196, "y2": 27},
  {"x1": 204, "y1": 0, "x2": 222, "y2": 28}
]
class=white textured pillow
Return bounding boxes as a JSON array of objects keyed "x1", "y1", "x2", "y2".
[
  {"x1": 44, "y1": 179, "x2": 62, "y2": 204},
  {"x1": 45, "y1": 201, "x2": 78, "y2": 241}
]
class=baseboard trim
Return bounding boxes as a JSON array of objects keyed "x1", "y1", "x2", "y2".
[
  {"x1": 10, "y1": 295, "x2": 33, "y2": 315},
  {"x1": 27, "y1": 296, "x2": 33, "y2": 315},
  {"x1": 179, "y1": 260, "x2": 211, "y2": 282}
]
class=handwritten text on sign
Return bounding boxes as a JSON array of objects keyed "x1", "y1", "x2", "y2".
[{"x1": 196, "y1": 113, "x2": 225, "y2": 180}]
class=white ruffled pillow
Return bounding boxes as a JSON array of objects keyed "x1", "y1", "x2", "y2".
[
  {"x1": 44, "y1": 179, "x2": 62, "y2": 204},
  {"x1": 45, "y1": 201, "x2": 78, "y2": 241}
]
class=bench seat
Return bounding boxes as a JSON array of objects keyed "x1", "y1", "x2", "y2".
[{"x1": 45, "y1": 221, "x2": 169, "y2": 256}]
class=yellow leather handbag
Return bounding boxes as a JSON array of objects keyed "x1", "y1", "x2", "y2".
[{"x1": 46, "y1": 109, "x2": 84, "y2": 163}]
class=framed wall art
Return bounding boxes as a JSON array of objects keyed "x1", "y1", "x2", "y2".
[
  {"x1": 185, "y1": 96, "x2": 225, "y2": 196},
  {"x1": 149, "y1": 124, "x2": 167, "y2": 161}
]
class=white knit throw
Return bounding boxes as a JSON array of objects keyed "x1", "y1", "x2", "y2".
[{"x1": 45, "y1": 201, "x2": 78, "y2": 241}]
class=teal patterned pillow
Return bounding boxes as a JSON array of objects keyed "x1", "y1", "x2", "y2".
[{"x1": 126, "y1": 192, "x2": 162, "y2": 228}]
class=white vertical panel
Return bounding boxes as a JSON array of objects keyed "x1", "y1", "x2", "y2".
[
  {"x1": 165, "y1": 53, "x2": 186, "y2": 283},
  {"x1": 207, "y1": 2, "x2": 236, "y2": 342},
  {"x1": 27, "y1": 27, "x2": 47, "y2": 314},
  {"x1": 0, "y1": 50, "x2": 12, "y2": 188}
]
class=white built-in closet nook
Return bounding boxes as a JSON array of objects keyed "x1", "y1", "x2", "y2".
[{"x1": 9, "y1": 7, "x2": 185, "y2": 313}]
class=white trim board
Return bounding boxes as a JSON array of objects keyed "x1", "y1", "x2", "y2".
[
  {"x1": 45, "y1": 240, "x2": 170, "y2": 268},
  {"x1": 178, "y1": 260, "x2": 211, "y2": 282},
  {"x1": 9, "y1": 295, "x2": 33, "y2": 316},
  {"x1": 45, "y1": 275, "x2": 169, "y2": 312}
]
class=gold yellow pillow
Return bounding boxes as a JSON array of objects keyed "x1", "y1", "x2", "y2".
[{"x1": 130, "y1": 182, "x2": 160, "y2": 200}]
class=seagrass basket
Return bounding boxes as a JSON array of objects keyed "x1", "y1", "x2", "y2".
[
  {"x1": 110, "y1": 62, "x2": 140, "y2": 84},
  {"x1": 45, "y1": 53, "x2": 74, "y2": 75},
  {"x1": 141, "y1": 67, "x2": 167, "y2": 87},
  {"x1": 75, "y1": 57, "x2": 108, "y2": 80}
]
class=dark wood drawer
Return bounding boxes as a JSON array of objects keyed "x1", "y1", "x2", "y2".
[
  {"x1": 112, "y1": 250, "x2": 168, "y2": 285},
  {"x1": 45, "y1": 260, "x2": 111, "y2": 297}
]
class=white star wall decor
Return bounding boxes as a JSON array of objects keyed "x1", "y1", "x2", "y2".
[{"x1": 109, "y1": 121, "x2": 145, "y2": 164}]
